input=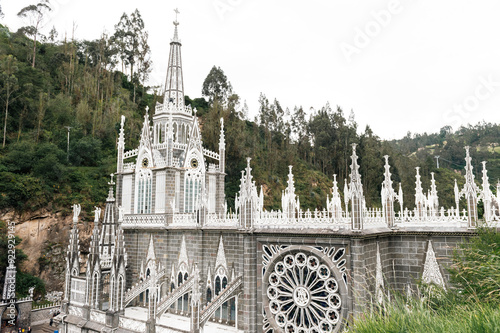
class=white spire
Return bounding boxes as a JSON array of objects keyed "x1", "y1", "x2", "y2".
[
  {"x1": 415, "y1": 167, "x2": 425, "y2": 219},
  {"x1": 459, "y1": 146, "x2": 480, "y2": 227},
  {"x1": 215, "y1": 236, "x2": 228, "y2": 274},
  {"x1": 219, "y1": 118, "x2": 225, "y2": 151},
  {"x1": 329, "y1": 174, "x2": 343, "y2": 221},
  {"x1": 163, "y1": 9, "x2": 184, "y2": 108},
  {"x1": 117, "y1": 115, "x2": 125, "y2": 149}
]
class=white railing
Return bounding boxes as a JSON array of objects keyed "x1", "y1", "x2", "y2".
[
  {"x1": 394, "y1": 207, "x2": 467, "y2": 227},
  {"x1": 124, "y1": 148, "x2": 139, "y2": 159},
  {"x1": 155, "y1": 102, "x2": 194, "y2": 116},
  {"x1": 254, "y1": 209, "x2": 349, "y2": 229},
  {"x1": 32, "y1": 301, "x2": 61, "y2": 310},
  {"x1": 153, "y1": 142, "x2": 168, "y2": 150},
  {"x1": 173, "y1": 142, "x2": 187, "y2": 150},
  {"x1": 171, "y1": 213, "x2": 198, "y2": 227},
  {"x1": 363, "y1": 208, "x2": 386, "y2": 228},
  {"x1": 205, "y1": 213, "x2": 238, "y2": 227},
  {"x1": 203, "y1": 148, "x2": 219, "y2": 161},
  {"x1": 208, "y1": 163, "x2": 220, "y2": 172},
  {"x1": 123, "y1": 162, "x2": 135, "y2": 171},
  {"x1": 122, "y1": 214, "x2": 166, "y2": 228}
]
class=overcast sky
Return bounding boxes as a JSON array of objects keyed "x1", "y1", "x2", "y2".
[{"x1": 2, "y1": 0, "x2": 500, "y2": 139}]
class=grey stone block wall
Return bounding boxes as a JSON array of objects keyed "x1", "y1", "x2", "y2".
[{"x1": 120, "y1": 228, "x2": 475, "y2": 332}]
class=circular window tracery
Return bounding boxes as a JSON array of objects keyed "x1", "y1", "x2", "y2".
[{"x1": 264, "y1": 251, "x2": 343, "y2": 332}]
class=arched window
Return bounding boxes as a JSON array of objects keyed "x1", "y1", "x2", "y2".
[
  {"x1": 184, "y1": 176, "x2": 201, "y2": 213},
  {"x1": 215, "y1": 276, "x2": 221, "y2": 296},
  {"x1": 118, "y1": 275, "x2": 124, "y2": 310},
  {"x1": 136, "y1": 169, "x2": 152, "y2": 214},
  {"x1": 206, "y1": 287, "x2": 212, "y2": 303},
  {"x1": 92, "y1": 272, "x2": 99, "y2": 308}
]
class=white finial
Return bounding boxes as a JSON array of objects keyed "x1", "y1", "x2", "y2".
[
  {"x1": 94, "y1": 207, "x2": 101, "y2": 223},
  {"x1": 72, "y1": 204, "x2": 81, "y2": 224},
  {"x1": 109, "y1": 173, "x2": 115, "y2": 186}
]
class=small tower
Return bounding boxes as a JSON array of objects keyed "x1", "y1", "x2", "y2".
[
  {"x1": 219, "y1": 118, "x2": 226, "y2": 173},
  {"x1": 414, "y1": 167, "x2": 426, "y2": 220},
  {"x1": 347, "y1": 144, "x2": 364, "y2": 230},
  {"x1": 100, "y1": 175, "x2": 118, "y2": 267},
  {"x1": 328, "y1": 174, "x2": 343, "y2": 222},
  {"x1": 428, "y1": 172, "x2": 439, "y2": 217},
  {"x1": 236, "y1": 158, "x2": 262, "y2": 229},
  {"x1": 459, "y1": 146, "x2": 479, "y2": 228},
  {"x1": 116, "y1": 116, "x2": 126, "y2": 206},
  {"x1": 480, "y1": 161, "x2": 493, "y2": 222},
  {"x1": 381, "y1": 155, "x2": 399, "y2": 228},
  {"x1": 282, "y1": 165, "x2": 299, "y2": 219},
  {"x1": 64, "y1": 204, "x2": 81, "y2": 302}
]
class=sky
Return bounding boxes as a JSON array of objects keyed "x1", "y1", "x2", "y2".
[{"x1": 2, "y1": 0, "x2": 500, "y2": 140}]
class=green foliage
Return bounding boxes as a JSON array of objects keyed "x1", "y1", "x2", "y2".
[
  {"x1": 202, "y1": 66, "x2": 232, "y2": 104},
  {"x1": 351, "y1": 295, "x2": 500, "y2": 333},
  {"x1": 448, "y1": 228, "x2": 500, "y2": 304}
]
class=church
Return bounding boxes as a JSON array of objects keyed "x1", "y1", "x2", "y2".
[{"x1": 57, "y1": 12, "x2": 500, "y2": 333}]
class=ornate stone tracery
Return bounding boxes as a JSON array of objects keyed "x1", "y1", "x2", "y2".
[{"x1": 262, "y1": 245, "x2": 347, "y2": 333}]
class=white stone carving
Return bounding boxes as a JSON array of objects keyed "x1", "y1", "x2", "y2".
[
  {"x1": 215, "y1": 235, "x2": 228, "y2": 276},
  {"x1": 375, "y1": 243, "x2": 384, "y2": 304},
  {"x1": 265, "y1": 252, "x2": 341, "y2": 332},
  {"x1": 121, "y1": 214, "x2": 165, "y2": 228},
  {"x1": 119, "y1": 317, "x2": 147, "y2": 333},
  {"x1": 90, "y1": 309, "x2": 106, "y2": 324},
  {"x1": 72, "y1": 204, "x2": 81, "y2": 223},
  {"x1": 178, "y1": 235, "x2": 189, "y2": 269},
  {"x1": 68, "y1": 305, "x2": 83, "y2": 317},
  {"x1": 422, "y1": 240, "x2": 446, "y2": 289}
]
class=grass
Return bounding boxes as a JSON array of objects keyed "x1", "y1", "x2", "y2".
[
  {"x1": 351, "y1": 297, "x2": 500, "y2": 333},
  {"x1": 350, "y1": 228, "x2": 500, "y2": 333}
]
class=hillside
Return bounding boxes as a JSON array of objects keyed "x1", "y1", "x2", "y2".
[{"x1": 0, "y1": 17, "x2": 499, "y2": 298}]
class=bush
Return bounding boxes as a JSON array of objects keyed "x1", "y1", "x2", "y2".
[{"x1": 448, "y1": 227, "x2": 500, "y2": 304}]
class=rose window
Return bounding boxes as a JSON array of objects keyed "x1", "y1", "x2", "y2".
[{"x1": 265, "y1": 252, "x2": 342, "y2": 332}]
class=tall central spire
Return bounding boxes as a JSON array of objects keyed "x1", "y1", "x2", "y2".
[{"x1": 163, "y1": 8, "x2": 185, "y2": 108}]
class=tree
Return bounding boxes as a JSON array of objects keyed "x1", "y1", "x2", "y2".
[
  {"x1": 0, "y1": 55, "x2": 28, "y2": 148},
  {"x1": 17, "y1": 0, "x2": 52, "y2": 68},
  {"x1": 112, "y1": 9, "x2": 151, "y2": 102},
  {"x1": 35, "y1": 92, "x2": 48, "y2": 143},
  {"x1": 202, "y1": 66, "x2": 232, "y2": 104}
]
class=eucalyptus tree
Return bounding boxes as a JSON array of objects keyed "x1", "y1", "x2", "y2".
[
  {"x1": 17, "y1": 0, "x2": 52, "y2": 68},
  {"x1": 0, "y1": 55, "x2": 32, "y2": 147}
]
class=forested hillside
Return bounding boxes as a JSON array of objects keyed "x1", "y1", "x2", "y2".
[{"x1": 0, "y1": 6, "x2": 499, "y2": 297}]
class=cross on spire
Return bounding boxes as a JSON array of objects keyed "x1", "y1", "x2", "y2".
[{"x1": 174, "y1": 8, "x2": 180, "y2": 25}]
